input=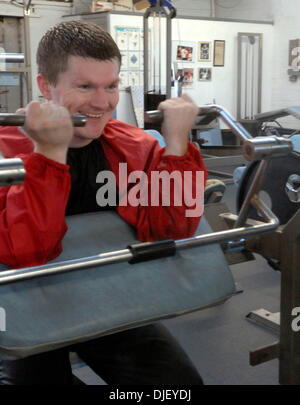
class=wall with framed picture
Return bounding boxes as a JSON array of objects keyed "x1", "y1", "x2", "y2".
[
  {"x1": 172, "y1": 41, "x2": 196, "y2": 63},
  {"x1": 107, "y1": 13, "x2": 273, "y2": 125},
  {"x1": 213, "y1": 40, "x2": 225, "y2": 67},
  {"x1": 171, "y1": 18, "x2": 273, "y2": 119},
  {"x1": 198, "y1": 42, "x2": 212, "y2": 62},
  {"x1": 198, "y1": 67, "x2": 212, "y2": 81}
]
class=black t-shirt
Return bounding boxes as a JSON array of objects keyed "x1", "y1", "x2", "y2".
[{"x1": 65, "y1": 139, "x2": 115, "y2": 216}]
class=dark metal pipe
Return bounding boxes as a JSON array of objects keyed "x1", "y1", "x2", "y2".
[
  {"x1": 0, "y1": 53, "x2": 24, "y2": 64},
  {"x1": 0, "y1": 158, "x2": 25, "y2": 186},
  {"x1": 0, "y1": 114, "x2": 86, "y2": 127}
]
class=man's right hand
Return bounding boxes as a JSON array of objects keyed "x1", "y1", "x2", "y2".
[{"x1": 19, "y1": 101, "x2": 73, "y2": 164}]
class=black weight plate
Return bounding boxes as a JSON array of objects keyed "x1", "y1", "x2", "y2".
[{"x1": 237, "y1": 151, "x2": 300, "y2": 225}]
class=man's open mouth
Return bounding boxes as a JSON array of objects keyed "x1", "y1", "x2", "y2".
[{"x1": 84, "y1": 113, "x2": 104, "y2": 118}]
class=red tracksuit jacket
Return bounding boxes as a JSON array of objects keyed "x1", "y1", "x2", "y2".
[{"x1": 0, "y1": 119, "x2": 207, "y2": 268}]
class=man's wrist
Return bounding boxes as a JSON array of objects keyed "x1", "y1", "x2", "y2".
[
  {"x1": 34, "y1": 145, "x2": 68, "y2": 164},
  {"x1": 164, "y1": 139, "x2": 188, "y2": 156},
  {"x1": 164, "y1": 147, "x2": 188, "y2": 156}
]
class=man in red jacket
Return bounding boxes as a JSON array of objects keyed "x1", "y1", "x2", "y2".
[{"x1": 0, "y1": 21, "x2": 207, "y2": 384}]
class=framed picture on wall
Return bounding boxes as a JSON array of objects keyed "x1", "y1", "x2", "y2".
[
  {"x1": 198, "y1": 42, "x2": 212, "y2": 62},
  {"x1": 198, "y1": 67, "x2": 212, "y2": 81},
  {"x1": 182, "y1": 68, "x2": 194, "y2": 88},
  {"x1": 172, "y1": 41, "x2": 196, "y2": 62},
  {"x1": 213, "y1": 40, "x2": 225, "y2": 67},
  {"x1": 175, "y1": 67, "x2": 194, "y2": 88}
]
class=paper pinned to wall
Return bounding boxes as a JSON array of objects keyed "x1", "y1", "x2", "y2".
[{"x1": 114, "y1": 26, "x2": 151, "y2": 90}]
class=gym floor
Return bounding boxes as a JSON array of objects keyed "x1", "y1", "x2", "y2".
[{"x1": 73, "y1": 182, "x2": 281, "y2": 385}]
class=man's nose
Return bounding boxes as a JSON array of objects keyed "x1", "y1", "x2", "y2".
[{"x1": 90, "y1": 89, "x2": 110, "y2": 110}]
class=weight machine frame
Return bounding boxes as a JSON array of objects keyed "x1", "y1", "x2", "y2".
[
  {"x1": 143, "y1": 1, "x2": 176, "y2": 102},
  {"x1": 0, "y1": 105, "x2": 299, "y2": 384}
]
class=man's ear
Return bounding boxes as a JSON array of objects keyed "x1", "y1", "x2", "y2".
[{"x1": 37, "y1": 74, "x2": 52, "y2": 100}]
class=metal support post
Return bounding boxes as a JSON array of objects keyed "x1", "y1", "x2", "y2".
[{"x1": 23, "y1": 10, "x2": 32, "y2": 102}]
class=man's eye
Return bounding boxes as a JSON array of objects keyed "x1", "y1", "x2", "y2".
[
  {"x1": 108, "y1": 83, "x2": 118, "y2": 90},
  {"x1": 79, "y1": 84, "x2": 90, "y2": 89}
]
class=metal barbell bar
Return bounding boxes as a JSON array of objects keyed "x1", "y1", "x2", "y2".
[
  {"x1": 0, "y1": 53, "x2": 25, "y2": 64},
  {"x1": 0, "y1": 106, "x2": 293, "y2": 162},
  {"x1": 0, "y1": 113, "x2": 86, "y2": 127},
  {"x1": 0, "y1": 104, "x2": 293, "y2": 189},
  {"x1": 0, "y1": 196, "x2": 278, "y2": 285},
  {"x1": 0, "y1": 158, "x2": 25, "y2": 186},
  {"x1": 0, "y1": 104, "x2": 292, "y2": 284},
  {"x1": 0, "y1": 114, "x2": 86, "y2": 185},
  {"x1": 144, "y1": 104, "x2": 293, "y2": 161}
]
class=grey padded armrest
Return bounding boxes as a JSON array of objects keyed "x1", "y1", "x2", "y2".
[{"x1": 0, "y1": 211, "x2": 236, "y2": 359}]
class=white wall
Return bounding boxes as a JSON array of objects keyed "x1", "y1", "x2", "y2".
[
  {"x1": 0, "y1": 0, "x2": 72, "y2": 102},
  {"x1": 172, "y1": 0, "x2": 213, "y2": 18},
  {"x1": 169, "y1": 0, "x2": 274, "y2": 21},
  {"x1": 171, "y1": 19, "x2": 273, "y2": 118},
  {"x1": 26, "y1": 2, "x2": 72, "y2": 101},
  {"x1": 269, "y1": 0, "x2": 300, "y2": 129},
  {"x1": 0, "y1": 0, "x2": 23, "y2": 17},
  {"x1": 180, "y1": 0, "x2": 300, "y2": 130},
  {"x1": 172, "y1": 0, "x2": 300, "y2": 131},
  {"x1": 215, "y1": 0, "x2": 273, "y2": 22},
  {"x1": 110, "y1": 13, "x2": 273, "y2": 126},
  {"x1": 5, "y1": 1, "x2": 295, "y2": 132}
]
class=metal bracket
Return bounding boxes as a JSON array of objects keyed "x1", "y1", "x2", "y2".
[
  {"x1": 250, "y1": 341, "x2": 279, "y2": 366},
  {"x1": 247, "y1": 310, "x2": 280, "y2": 367},
  {"x1": 246, "y1": 308, "x2": 280, "y2": 334}
]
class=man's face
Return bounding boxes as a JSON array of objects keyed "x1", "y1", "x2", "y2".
[{"x1": 46, "y1": 55, "x2": 120, "y2": 147}]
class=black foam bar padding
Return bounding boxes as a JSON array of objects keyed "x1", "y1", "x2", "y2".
[{"x1": 128, "y1": 240, "x2": 176, "y2": 264}]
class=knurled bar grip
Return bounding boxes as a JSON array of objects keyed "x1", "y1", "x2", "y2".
[{"x1": 0, "y1": 114, "x2": 87, "y2": 127}]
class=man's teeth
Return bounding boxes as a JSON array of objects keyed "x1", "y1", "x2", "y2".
[{"x1": 85, "y1": 113, "x2": 103, "y2": 118}]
